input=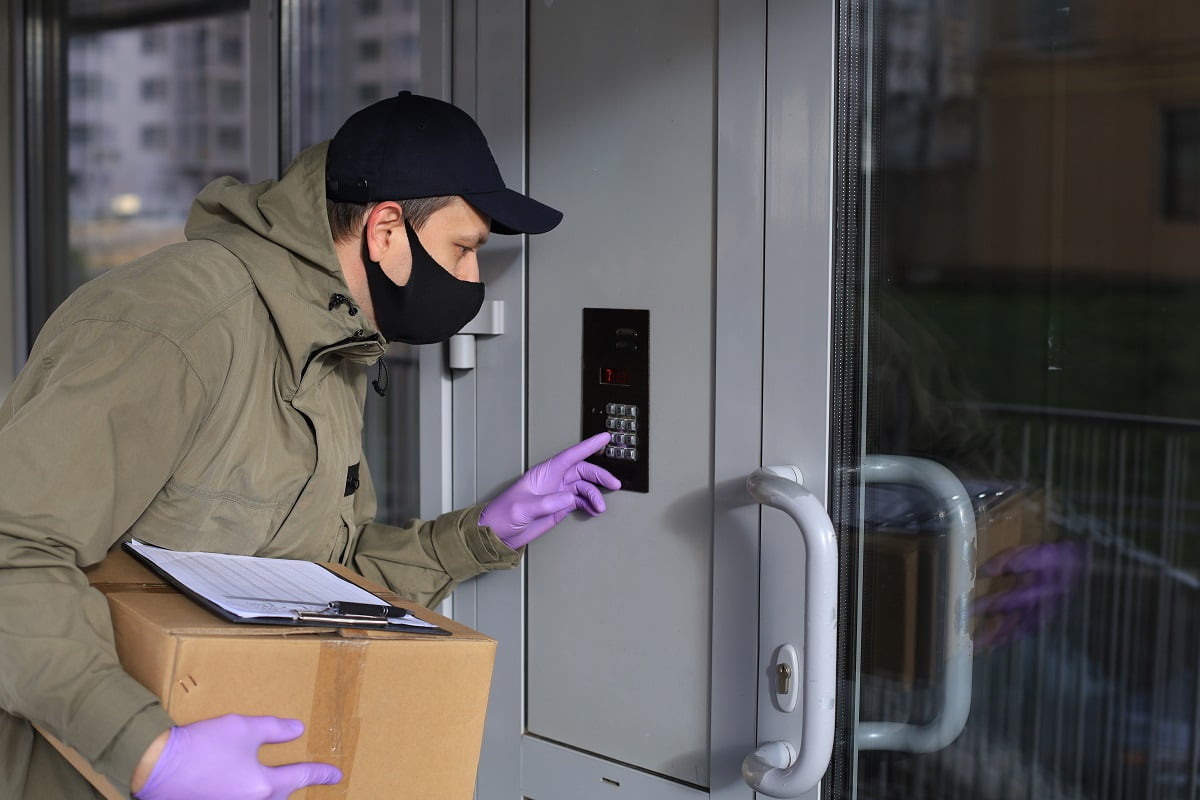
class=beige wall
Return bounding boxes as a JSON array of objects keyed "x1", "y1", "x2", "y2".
[
  {"x1": 977, "y1": 54, "x2": 1200, "y2": 280},
  {"x1": 909, "y1": 0, "x2": 1200, "y2": 281}
]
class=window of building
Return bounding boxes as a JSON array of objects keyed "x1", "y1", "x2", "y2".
[
  {"x1": 217, "y1": 125, "x2": 243, "y2": 152},
  {"x1": 68, "y1": 122, "x2": 98, "y2": 146},
  {"x1": 357, "y1": 82, "x2": 382, "y2": 104},
  {"x1": 140, "y1": 77, "x2": 168, "y2": 101},
  {"x1": 1163, "y1": 107, "x2": 1200, "y2": 222},
  {"x1": 358, "y1": 38, "x2": 382, "y2": 61},
  {"x1": 69, "y1": 73, "x2": 104, "y2": 100},
  {"x1": 1017, "y1": 0, "x2": 1095, "y2": 51},
  {"x1": 217, "y1": 80, "x2": 243, "y2": 110},
  {"x1": 218, "y1": 36, "x2": 243, "y2": 65},
  {"x1": 140, "y1": 125, "x2": 168, "y2": 149},
  {"x1": 71, "y1": 33, "x2": 101, "y2": 52},
  {"x1": 394, "y1": 33, "x2": 417, "y2": 60},
  {"x1": 141, "y1": 30, "x2": 167, "y2": 53}
]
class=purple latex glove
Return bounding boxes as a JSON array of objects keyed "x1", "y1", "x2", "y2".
[
  {"x1": 134, "y1": 714, "x2": 342, "y2": 800},
  {"x1": 479, "y1": 432, "x2": 622, "y2": 549},
  {"x1": 973, "y1": 540, "x2": 1084, "y2": 651}
]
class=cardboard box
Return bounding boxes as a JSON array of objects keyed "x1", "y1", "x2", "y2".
[
  {"x1": 860, "y1": 486, "x2": 1048, "y2": 685},
  {"x1": 973, "y1": 487, "x2": 1046, "y2": 597},
  {"x1": 972, "y1": 486, "x2": 1047, "y2": 641},
  {"x1": 860, "y1": 531, "x2": 940, "y2": 688},
  {"x1": 40, "y1": 549, "x2": 496, "y2": 799}
]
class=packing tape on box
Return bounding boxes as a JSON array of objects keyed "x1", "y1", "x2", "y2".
[{"x1": 308, "y1": 637, "x2": 368, "y2": 795}]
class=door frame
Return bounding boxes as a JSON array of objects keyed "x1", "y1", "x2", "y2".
[
  {"x1": 756, "y1": 1, "x2": 838, "y2": 797},
  {"x1": 426, "y1": 1, "x2": 534, "y2": 799}
]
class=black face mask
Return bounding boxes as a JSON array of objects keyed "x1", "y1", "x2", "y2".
[{"x1": 361, "y1": 221, "x2": 485, "y2": 345}]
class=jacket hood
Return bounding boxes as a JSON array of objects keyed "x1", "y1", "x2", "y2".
[{"x1": 183, "y1": 141, "x2": 384, "y2": 394}]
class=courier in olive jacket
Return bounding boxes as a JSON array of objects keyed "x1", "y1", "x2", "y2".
[{"x1": 0, "y1": 139, "x2": 532, "y2": 796}]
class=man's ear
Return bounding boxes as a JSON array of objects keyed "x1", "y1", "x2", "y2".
[{"x1": 364, "y1": 202, "x2": 405, "y2": 262}]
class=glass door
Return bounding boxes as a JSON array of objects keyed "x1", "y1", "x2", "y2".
[
  {"x1": 837, "y1": 1, "x2": 1200, "y2": 798},
  {"x1": 45, "y1": 1, "x2": 258, "y2": 337},
  {"x1": 27, "y1": 0, "x2": 428, "y2": 526},
  {"x1": 284, "y1": 0, "x2": 427, "y2": 528}
]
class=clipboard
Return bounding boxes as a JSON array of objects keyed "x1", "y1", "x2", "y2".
[{"x1": 122, "y1": 540, "x2": 450, "y2": 635}]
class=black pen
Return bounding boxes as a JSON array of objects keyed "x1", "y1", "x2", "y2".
[{"x1": 325, "y1": 600, "x2": 409, "y2": 619}]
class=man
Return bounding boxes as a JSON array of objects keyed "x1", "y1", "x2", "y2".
[{"x1": 0, "y1": 92, "x2": 619, "y2": 798}]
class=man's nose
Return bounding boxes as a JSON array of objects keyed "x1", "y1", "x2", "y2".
[{"x1": 458, "y1": 254, "x2": 481, "y2": 283}]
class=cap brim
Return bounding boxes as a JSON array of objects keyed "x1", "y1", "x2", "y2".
[{"x1": 465, "y1": 189, "x2": 563, "y2": 235}]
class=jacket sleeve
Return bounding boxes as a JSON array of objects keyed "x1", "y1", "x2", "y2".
[
  {"x1": 0, "y1": 318, "x2": 210, "y2": 796},
  {"x1": 348, "y1": 461, "x2": 522, "y2": 607}
]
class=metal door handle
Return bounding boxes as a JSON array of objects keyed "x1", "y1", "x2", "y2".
[
  {"x1": 742, "y1": 467, "x2": 838, "y2": 798},
  {"x1": 856, "y1": 455, "x2": 976, "y2": 753}
]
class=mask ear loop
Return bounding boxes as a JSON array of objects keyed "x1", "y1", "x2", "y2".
[
  {"x1": 360, "y1": 223, "x2": 374, "y2": 270},
  {"x1": 359, "y1": 226, "x2": 391, "y2": 397}
]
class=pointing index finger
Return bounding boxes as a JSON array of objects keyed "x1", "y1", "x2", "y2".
[{"x1": 555, "y1": 432, "x2": 614, "y2": 465}]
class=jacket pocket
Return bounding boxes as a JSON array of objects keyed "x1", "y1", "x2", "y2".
[{"x1": 126, "y1": 478, "x2": 289, "y2": 554}]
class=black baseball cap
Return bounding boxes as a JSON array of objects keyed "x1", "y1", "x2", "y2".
[{"x1": 325, "y1": 91, "x2": 563, "y2": 235}]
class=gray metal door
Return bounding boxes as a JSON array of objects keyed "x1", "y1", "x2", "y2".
[{"x1": 463, "y1": 1, "x2": 839, "y2": 798}]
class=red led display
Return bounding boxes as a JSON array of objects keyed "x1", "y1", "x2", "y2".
[{"x1": 599, "y1": 367, "x2": 631, "y2": 386}]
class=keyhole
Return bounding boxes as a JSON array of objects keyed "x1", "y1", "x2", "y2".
[{"x1": 776, "y1": 662, "x2": 793, "y2": 695}]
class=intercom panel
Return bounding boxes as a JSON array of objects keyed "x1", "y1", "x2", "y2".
[{"x1": 581, "y1": 308, "x2": 649, "y2": 493}]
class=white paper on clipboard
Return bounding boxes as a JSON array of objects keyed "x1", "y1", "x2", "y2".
[{"x1": 125, "y1": 539, "x2": 439, "y2": 628}]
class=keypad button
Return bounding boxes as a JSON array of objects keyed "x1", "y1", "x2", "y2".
[{"x1": 600, "y1": 402, "x2": 643, "y2": 458}]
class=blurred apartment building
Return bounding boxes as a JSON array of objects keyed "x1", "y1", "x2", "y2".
[{"x1": 65, "y1": 0, "x2": 420, "y2": 275}]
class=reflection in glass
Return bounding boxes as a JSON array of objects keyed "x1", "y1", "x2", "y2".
[
  {"x1": 66, "y1": 9, "x2": 252, "y2": 290},
  {"x1": 291, "y1": 0, "x2": 421, "y2": 154},
  {"x1": 291, "y1": 0, "x2": 423, "y2": 527},
  {"x1": 851, "y1": 0, "x2": 1200, "y2": 798}
]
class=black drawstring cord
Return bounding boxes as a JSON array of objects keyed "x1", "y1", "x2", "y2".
[
  {"x1": 371, "y1": 358, "x2": 390, "y2": 397},
  {"x1": 330, "y1": 293, "x2": 384, "y2": 395},
  {"x1": 328, "y1": 293, "x2": 359, "y2": 316}
]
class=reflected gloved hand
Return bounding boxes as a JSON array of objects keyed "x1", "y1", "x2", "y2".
[
  {"x1": 133, "y1": 714, "x2": 342, "y2": 800},
  {"x1": 479, "y1": 432, "x2": 622, "y2": 549},
  {"x1": 973, "y1": 540, "x2": 1084, "y2": 651}
]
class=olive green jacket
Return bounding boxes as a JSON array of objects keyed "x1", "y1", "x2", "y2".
[{"x1": 0, "y1": 142, "x2": 520, "y2": 798}]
